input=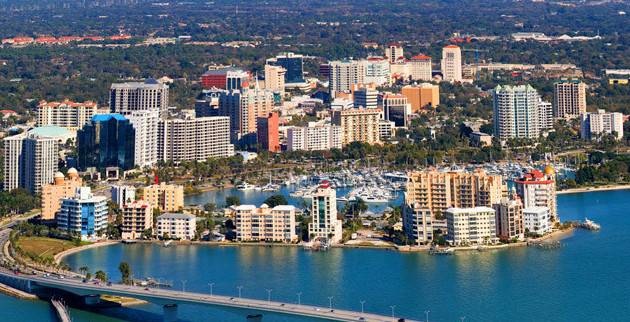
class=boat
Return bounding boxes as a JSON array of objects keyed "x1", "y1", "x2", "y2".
[
  {"x1": 236, "y1": 182, "x2": 256, "y2": 191},
  {"x1": 261, "y1": 183, "x2": 280, "y2": 192},
  {"x1": 163, "y1": 240, "x2": 173, "y2": 247},
  {"x1": 580, "y1": 218, "x2": 601, "y2": 231},
  {"x1": 429, "y1": 247, "x2": 454, "y2": 255}
]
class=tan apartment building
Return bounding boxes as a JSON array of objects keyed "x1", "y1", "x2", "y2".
[
  {"x1": 233, "y1": 204, "x2": 297, "y2": 243},
  {"x1": 40, "y1": 168, "x2": 83, "y2": 220},
  {"x1": 37, "y1": 100, "x2": 98, "y2": 132},
  {"x1": 553, "y1": 79, "x2": 586, "y2": 119},
  {"x1": 142, "y1": 182, "x2": 184, "y2": 212},
  {"x1": 121, "y1": 200, "x2": 153, "y2": 240},
  {"x1": 331, "y1": 108, "x2": 382, "y2": 145}
]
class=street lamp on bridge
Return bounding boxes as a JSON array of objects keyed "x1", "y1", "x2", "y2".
[
  {"x1": 360, "y1": 300, "x2": 365, "y2": 314},
  {"x1": 208, "y1": 282, "x2": 214, "y2": 296},
  {"x1": 266, "y1": 289, "x2": 272, "y2": 302},
  {"x1": 327, "y1": 296, "x2": 334, "y2": 310},
  {"x1": 237, "y1": 285, "x2": 243, "y2": 299},
  {"x1": 296, "y1": 292, "x2": 302, "y2": 305}
]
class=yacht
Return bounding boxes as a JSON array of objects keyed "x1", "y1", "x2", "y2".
[{"x1": 236, "y1": 182, "x2": 256, "y2": 191}]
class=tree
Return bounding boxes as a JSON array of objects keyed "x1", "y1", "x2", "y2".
[
  {"x1": 263, "y1": 195, "x2": 288, "y2": 207},
  {"x1": 118, "y1": 262, "x2": 132, "y2": 285},
  {"x1": 204, "y1": 202, "x2": 217, "y2": 214},
  {"x1": 79, "y1": 265, "x2": 89, "y2": 276},
  {"x1": 225, "y1": 195, "x2": 241, "y2": 207},
  {"x1": 95, "y1": 270, "x2": 108, "y2": 282}
]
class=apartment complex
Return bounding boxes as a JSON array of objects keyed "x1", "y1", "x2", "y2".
[
  {"x1": 110, "y1": 79, "x2": 169, "y2": 118},
  {"x1": 401, "y1": 83, "x2": 439, "y2": 112},
  {"x1": 493, "y1": 84, "x2": 544, "y2": 140},
  {"x1": 363, "y1": 57, "x2": 391, "y2": 86},
  {"x1": 264, "y1": 64, "x2": 286, "y2": 95},
  {"x1": 494, "y1": 197, "x2": 525, "y2": 241},
  {"x1": 553, "y1": 79, "x2": 586, "y2": 119},
  {"x1": 445, "y1": 207, "x2": 499, "y2": 246},
  {"x1": 523, "y1": 207, "x2": 552, "y2": 235},
  {"x1": 157, "y1": 115, "x2": 234, "y2": 162},
  {"x1": 156, "y1": 213, "x2": 196, "y2": 240},
  {"x1": 287, "y1": 124, "x2": 342, "y2": 151},
  {"x1": 37, "y1": 100, "x2": 97, "y2": 132},
  {"x1": 121, "y1": 200, "x2": 153, "y2": 240},
  {"x1": 3, "y1": 131, "x2": 59, "y2": 194},
  {"x1": 219, "y1": 88, "x2": 275, "y2": 142},
  {"x1": 56, "y1": 187, "x2": 108, "y2": 240},
  {"x1": 514, "y1": 168, "x2": 557, "y2": 221},
  {"x1": 127, "y1": 110, "x2": 160, "y2": 168},
  {"x1": 111, "y1": 185, "x2": 136, "y2": 208},
  {"x1": 142, "y1": 182, "x2": 184, "y2": 212},
  {"x1": 328, "y1": 60, "x2": 365, "y2": 97},
  {"x1": 308, "y1": 183, "x2": 343, "y2": 244},
  {"x1": 233, "y1": 204, "x2": 297, "y2": 243},
  {"x1": 40, "y1": 169, "x2": 82, "y2": 220},
  {"x1": 256, "y1": 112, "x2": 280, "y2": 152},
  {"x1": 441, "y1": 45, "x2": 462, "y2": 82},
  {"x1": 580, "y1": 109, "x2": 624, "y2": 140},
  {"x1": 331, "y1": 108, "x2": 381, "y2": 145}
]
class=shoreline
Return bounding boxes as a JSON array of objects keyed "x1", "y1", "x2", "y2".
[
  {"x1": 557, "y1": 184, "x2": 630, "y2": 195},
  {"x1": 54, "y1": 240, "x2": 120, "y2": 264}
]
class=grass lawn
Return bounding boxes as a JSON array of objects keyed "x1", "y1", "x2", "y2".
[{"x1": 17, "y1": 236, "x2": 87, "y2": 260}]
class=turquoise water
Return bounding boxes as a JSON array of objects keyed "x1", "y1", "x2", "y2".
[{"x1": 2, "y1": 189, "x2": 630, "y2": 321}]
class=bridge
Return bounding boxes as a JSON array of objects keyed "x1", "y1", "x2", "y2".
[{"x1": 0, "y1": 269, "x2": 414, "y2": 322}]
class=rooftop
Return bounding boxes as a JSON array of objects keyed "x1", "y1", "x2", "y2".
[
  {"x1": 28, "y1": 126, "x2": 72, "y2": 138},
  {"x1": 158, "y1": 213, "x2": 195, "y2": 220},
  {"x1": 92, "y1": 113, "x2": 128, "y2": 122}
]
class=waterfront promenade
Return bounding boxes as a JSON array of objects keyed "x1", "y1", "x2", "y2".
[{"x1": 0, "y1": 269, "x2": 412, "y2": 322}]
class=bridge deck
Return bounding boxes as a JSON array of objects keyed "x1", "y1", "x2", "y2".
[{"x1": 2, "y1": 270, "x2": 415, "y2": 322}]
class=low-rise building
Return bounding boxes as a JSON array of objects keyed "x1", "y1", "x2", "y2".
[
  {"x1": 445, "y1": 207, "x2": 499, "y2": 246},
  {"x1": 233, "y1": 204, "x2": 297, "y2": 243},
  {"x1": 523, "y1": 207, "x2": 551, "y2": 236},
  {"x1": 469, "y1": 132, "x2": 493, "y2": 147},
  {"x1": 121, "y1": 200, "x2": 153, "y2": 240},
  {"x1": 156, "y1": 213, "x2": 196, "y2": 240},
  {"x1": 580, "y1": 109, "x2": 624, "y2": 141}
]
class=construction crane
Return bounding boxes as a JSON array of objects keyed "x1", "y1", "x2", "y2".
[{"x1": 462, "y1": 48, "x2": 489, "y2": 80}]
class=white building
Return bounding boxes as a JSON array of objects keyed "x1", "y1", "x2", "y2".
[
  {"x1": 156, "y1": 213, "x2": 196, "y2": 240},
  {"x1": 523, "y1": 207, "x2": 551, "y2": 235},
  {"x1": 56, "y1": 187, "x2": 108, "y2": 240},
  {"x1": 403, "y1": 204, "x2": 433, "y2": 245},
  {"x1": 127, "y1": 110, "x2": 160, "y2": 168},
  {"x1": 287, "y1": 124, "x2": 342, "y2": 151},
  {"x1": 37, "y1": 100, "x2": 97, "y2": 132},
  {"x1": 158, "y1": 115, "x2": 234, "y2": 162},
  {"x1": 308, "y1": 183, "x2": 343, "y2": 244},
  {"x1": 110, "y1": 79, "x2": 169, "y2": 118},
  {"x1": 362, "y1": 58, "x2": 391, "y2": 86},
  {"x1": 3, "y1": 131, "x2": 58, "y2": 194},
  {"x1": 493, "y1": 84, "x2": 542, "y2": 140},
  {"x1": 408, "y1": 55, "x2": 433, "y2": 81},
  {"x1": 384, "y1": 43, "x2": 404, "y2": 64},
  {"x1": 353, "y1": 87, "x2": 379, "y2": 109},
  {"x1": 538, "y1": 100, "x2": 554, "y2": 131},
  {"x1": 328, "y1": 60, "x2": 365, "y2": 97},
  {"x1": 445, "y1": 207, "x2": 499, "y2": 246},
  {"x1": 580, "y1": 109, "x2": 624, "y2": 141},
  {"x1": 111, "y1": 185, "x2": 136, "y2": 208},
  {"x1": 441, "y1": 45, "x2": 462, "y2": 82},
  {"x1": 378, "y1": 119, "x2": 395, "y2": 141},
  {"x1": 233, "y1": 204, "x2": 297, "y2": 243}
]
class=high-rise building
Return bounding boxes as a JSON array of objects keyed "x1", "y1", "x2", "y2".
[
  {"x1": 408, "y1": 55, "x2": 432, "y2": 81},
  {"x1": 266, "y1": 52, "x2": 305, "y2": 84},
  {"x1": 353, "y1": 87, "x2": 379, "y2": 109},
  {"x1": 403, "y1": 169, "x2": 504, "y2": 245},
  {"x1": 41, "y1": 169, "x2": 82, "y2": 220},
  {"x1": 77, "y1": 114, "x2": 135, "y2": 171},
  {"x1": 328, "y1": 60, "x2": 365, "y2": 98},
  {"x1": 37, "y1": 100, "x2": 98, "y2": 132},
  {"x1": 56, "y1": 187, "x2": 108, "y2": 240},
  {"x1": 287, "y1": 124, "x2": 342, "y2": 151},
  {"x1": 233, "y1": 204, "x2": 297, "y2": 243},
  {"x1": 110, "y1": 79, "x2": 169, "y2": 118},
  {"x1": 445, "y1": 207, "x2": 498, "y2": 246},
  {"x1": 219, "y1": 89, "x2": 275, "y2": 142},
  {"x1": 362, "y1": 57, "x2": 391, "y2": 86},
  {"x1": 111, "y1": 185, "x2": 136, "y2": 208},
  {"x1": 580, "y1": 109, "x2": 624, "y2": 140},
  {"x1": 121, "y1": 200, "x2": 153, "y2": 240},
  {"x1": 331, "y1": 108, "x2": 382, "y2": 145},
  {"x1": 494, "y1": 197, "x2": 524, "y2": 241},
  {"x1": 308, "y1": 182, "x2": 343, "y2": 244},
  {"x1": 492, "y1": 84, "x2": 542, "y2": 140},
  {"x1": 156, "y1": 213, "x2": 196, "y2": 240},
  {"x1": 200, "y1": 67, "x2": 250, "y2": 90},
  {"x1": 127, "y1": 110, "x2": 159, "y2": 168},
  {"x1": 553, "y1": 79, "x2": 586, "y2": 119},
  {"x1": 380, "y1": 93, "x2": 410, "y2": 127},
  {"x1": 264, "y1": 64, "x2": 286, "y2": 95},
  {"x1": 157, "y1": 115, "x2": 234, "y2": 162},
  {"x1": 441, "y1": 45, "x2": 462, "y2": 82},
  {"x1": 401, "y1": 83, "x2": 439, "y2": 112},
  {"x1": 538, "y1": 100, "x2": 554, "y2": 131},
  {"x1": 384, "y1": 43, "x2": 404, "y2": 64},
  {"x1": 514, "y1": 168, "x2": 557, "y2": 221},
  {"x1": 256, "y1": 112, "x2": 280, "y2": 152},
  {"x1": 3, "y1": 131, "x2": 59, "y2": 194},
  {"x1": 142, "y1": 182, "x2": 184, "y2": 212}
]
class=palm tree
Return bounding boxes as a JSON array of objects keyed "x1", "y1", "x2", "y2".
[{"x1": 79, "y1": 265, "x2": 89, "y2": 276}]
